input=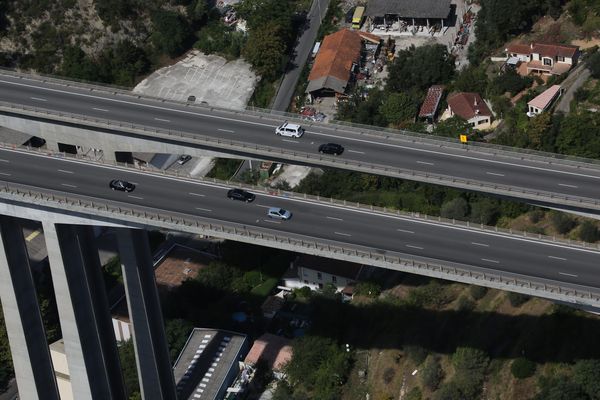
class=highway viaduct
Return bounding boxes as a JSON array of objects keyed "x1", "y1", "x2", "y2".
[{"x1": 2, "y1": 71, "x2": 600, "y2": 399}]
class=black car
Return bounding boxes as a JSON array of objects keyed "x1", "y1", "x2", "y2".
[
  {"x1": 109, "y1": 179, "x2": 135, "y2": 192},
  {"x1": 227, "y1": 188, "x2": 256, "y2": 202},
  {"x1": 318, "y1": 143, "x2": 344, "y2": 155}
]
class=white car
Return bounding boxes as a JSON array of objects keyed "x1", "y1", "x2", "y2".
[
  {"x1": 267, "y1": 207, "x2": 292, "y2": 220},
  {"x1": 275, "y1": 122, "x2": 304, "y2": 138}
]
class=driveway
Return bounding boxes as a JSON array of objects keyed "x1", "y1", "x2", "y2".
[
  {"x1": 271, "y1": 0, "x2": 331, "y2": 111},
  {"x1": 555, "y1": 63, "x2": 591, "y2": 114}
]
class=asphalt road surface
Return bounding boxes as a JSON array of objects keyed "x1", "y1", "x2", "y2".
[
  {"x1": 1, "y1": 73, "x2": 600, "y2": 208},
  {"x1": 0, "y1": 148, "x2": 599, "y2": 292}
]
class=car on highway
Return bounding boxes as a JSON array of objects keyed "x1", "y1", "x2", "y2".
[
  {"x1": 318, "y1": 143, "x2": 344, "y2": 155},
  {"x1": 275, "y1": 122, "x2": 304, "y2": 138},
  {"x1": 227, "y1": 188, "x2": 256, "y2": 202},
  {"x1": 109, "y1": 179, "x2": 135, "y2": 192},
  {"x1": 267, "y1": 207, "x2": 292, "y2": 220},
  {"x1": 177, "y1": 155, "x2": 192, "y2": 165}
]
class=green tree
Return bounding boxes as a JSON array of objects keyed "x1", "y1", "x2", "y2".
[
  {"x1": 511, "y1": 358, "x2": 536, "y2": 379},
  {"x1": 469, "y1": 198, "x2": 499, "y2": 225},
  {"x1": 589, "y1": 51, "x2": 600, "y2": 79},
  {"x1": 379, "y1": 92, "x2": 418, "y2": 126},
  {"x1": 151, "y1": 10, "x2": 192, "y2": 57},
  {"x1": 535, "y1": 375, "x2": 589, "y2": 400},
  {"x1": 433, "y1": 116, "x2": 471, "y2": 138},
  {"x1": 165, "y1": 319, "x2": 193, "y2": 362},
  {"x1": 242, "y1": 22, "x2": 286, "y2": 80},
  {"x1": 452, "y1": 65, "x2": 488, "y2": 94},
  {"x1": 507, "y1": 291, "x2": 530, "y2": 307},
  {"x1": 94, "y1": 0, "x2": 134, "y2": 27},
  {"x1": 549, "y1": 210, "x2": 576, "y2": 234},
  {"x1": 387, "y1": 44, "x2": 455, "y2": 92},
  {"x1": 441, "y1": 197, "x2": 469, "y2": 220},
  {"x1": 469, "y1": 285, "x2": 488, "y2": 300},
  {"x1": 579, "y1": 221, "x2": 600, "y2": 243},
  {"x1": 556, "y1": 111, "x2": 600, "y2": 158},
  {"x1": 119, "y1": 340, "x2": 140, "y2": 398},
  {"x1": 526, "y1": 112, "x2": 552, "y2": 149},
  {"x1": 574, "y1": 359, "x2": 600, "y2": 399},
  {"x1": 421, "y1": 355, "x2": 443, "y2": 390}
]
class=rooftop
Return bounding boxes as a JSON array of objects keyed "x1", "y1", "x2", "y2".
[
  {"x1": 506, "y1": 42, "x2": 579, "y2": 59},
  {"x1": 418, "y1": 85, "x2": 444, "y2": 118},
  {"x1": 528, "y1": 85, "x2": 562, "y2": 111},
  {"x1": 173, "y1": 328, "x2": 248, "y2": 400},
  {"x1": 154, "y1": 245, "x2": 215, "y2": 290},
  {"x1": 365, "y1": 0, "x2": 452, "y2": 19},
  {"x1": 447, "y1": 92, "x2": 492, "y2": 120},
  {"x1": 295, "y1": 254, "x2": 364, "y2": 280},
  {"x1": 244, "y1": 333, "x2": 293, "y2": 371},
  {"x1": 307, "y1": 29, "x2": 362, "y2": 94}
]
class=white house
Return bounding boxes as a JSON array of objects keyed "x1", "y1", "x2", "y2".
[
  {"x1": 527, "y1": 85, "x2": 563, "y2": 116},
  {"x1": 505, "y1": 42, "x2": 579, "y2": 76},
  {"x1": 445, "y1": 92, "x2": 493, "y2": 129},
  {"x1": 280, "y1": 254, "x2": 368, "y2": 292}
]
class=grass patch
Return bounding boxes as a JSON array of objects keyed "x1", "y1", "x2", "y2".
[
  {"x1": 249, "y1": 78, "x2": 279, "y2": 109},
  {"x1": 206, "y1": 158, "x2": 242, "y2": 181},
  {"x1": 251, "y1": 277, "x2": 279, "y2": 297}
]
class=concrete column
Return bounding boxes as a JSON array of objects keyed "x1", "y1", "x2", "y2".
[
  {"x1": 0, "y1": 216, "x2": 60, "y2": 400},
  {"x1": 43, "y1": 222, "x2": 126, "y2": 400},
  {"x1": 116, "y1": 228, "x2": 176, "y2": 400}
]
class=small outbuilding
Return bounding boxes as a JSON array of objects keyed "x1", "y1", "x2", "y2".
[{"x1": 527, "y1": 85, "x2": 563, "y2": 116}]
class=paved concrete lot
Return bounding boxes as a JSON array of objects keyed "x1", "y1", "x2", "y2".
[{"x1": 134, "y1": 50, "x2": 258, "y2": 111}]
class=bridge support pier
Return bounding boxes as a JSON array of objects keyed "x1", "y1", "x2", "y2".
[
  {"x1": 0, "y1": 216, "x2": 60, "y2": 400},
  {"x1": 43, "y1": 222, "x2": 126, "y2": 400},
  {"x1": 117, "y1": 228, "x2": 177, "y2": 400}
]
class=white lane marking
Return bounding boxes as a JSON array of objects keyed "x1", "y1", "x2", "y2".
[
  {"x1": 486, "y1": 172, "x2": 505, "y2": 177},
  {"x1": 282, "y1": 139, "x2": 299, "y2": 143},
  {"x1": 195, "y1": 207, "x2": 212, "y2": 212},
  {"x1": 127, "y1": 195, "x2": 144, "y2": 200},
  {"x1": 189, "y1": 192, "x2": 205, "y2": 197},
  {"x1": 58, "y1": 169, "x2": 74, "y2": 174},
  {"x1": 326, "y1": 216, "x2": 343, "y2": 221},
  {"x1": 30, "y1": 97, "x2": 47, "y2": 102},
  {"x1": 154, "y1": 118, "x2": 170, "y2": 122},
  {"x1": 558, "y1": 183, "x2": 578, "y2": 188},
  {"x1": 348, "y1": 150, "x2": 365, "y2": 154},
  {"x1": 471, "y1": 242, "x2": 489, "y2": 247},
  {"x1": 61, "y1": 183, "x2": 77, "y2": 188},
  {"x1": 4, "y1": 147, "x2": 600, "y2": 257},
  {"x1": 481, "y1": 258, "x2": 500, "y2": 264},
  {"x1": 397, "y1": 229, "x2": 415, "y2": 234},
  {"x1": 406, "y1": 244, "x2": 423, "y2": 250},
  {"x1": 549, "y1": 256, "x2": 567, "y2": 261},
  {"x1": 263, "y1": 219, "x2": 281, "y2": 224},
  {"x1": 6, "y1": 78, "x2": 600, "y2": 182},
  {"x1": 218, "y1": 129, "x2": 235, "y2": 133},
  {"x1": 559, "y1": 272, "x2": 578, "y2": 277},
  {"x1": 417, "y1": 161, "x2": 434, "y2": 165},
  {"x1": 93, "y1": 107, "x2": 109, "y2": 112},
  {"x1": 0, "y1": 172, "x2": 11, "y2": 176},
  {"x1": 334, "y1": 232, "x2": 352, "y2": 237},
  {"x1": 0, "y1": 159, "x2": 8, "y2": 162}
]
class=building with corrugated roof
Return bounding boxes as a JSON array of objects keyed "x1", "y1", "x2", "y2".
[{"x1": 527, "y1": 85, "x2": 563, "y2": 116}]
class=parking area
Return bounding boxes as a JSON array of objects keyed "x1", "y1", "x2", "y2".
[{"x1": 134, "y1": 50, "x2": 258, "y2": 111}]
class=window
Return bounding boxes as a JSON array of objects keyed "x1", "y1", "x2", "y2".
[
  {"x1": 543, "y1": 58, "x2": 552, "y2": 66},
  {"x1": 557, "y1": 56, "x2": 565, "y2": 62},
  {"x1": 304, "y1": 280, "x2": 308, "y2": 284},
  {"x1": 317, "y1": 272, "x2": 322, "y2": 280},
  {"x1": 318, "y1": 283, "x2": 323, "y2": 289},
  {"x1": 332, "y1": 276, "x2": 337, "y2": 283}
]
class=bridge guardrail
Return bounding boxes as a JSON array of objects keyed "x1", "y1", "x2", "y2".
[
  {"x1": 1, "y1": 180, "x2": 599, "y2": 308},
  {"x1": 3, "y1": 68, "x2": 600, "y2": 170},
  {"x1": 2, "y1": 141, "x2": 599, "y2": 251},
  {"x1": 2, "y1": 102, "x2": 600, "y2": 211}
]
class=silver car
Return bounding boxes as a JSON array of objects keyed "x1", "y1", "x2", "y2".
[{"x1": 267, "y1": 207, "x2": 292, "y2": 220}]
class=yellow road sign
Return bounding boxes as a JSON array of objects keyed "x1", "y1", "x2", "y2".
[{"x1": 460, "y1": 134, "x2": 468, "y2": 143}]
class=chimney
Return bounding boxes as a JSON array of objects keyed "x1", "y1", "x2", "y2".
[
  {"x1": 473, "y1": 96, "x2": 478, "y2": 107},
  {"x1": 530, "y1": 43, "x2": 534, "y2": 49}
]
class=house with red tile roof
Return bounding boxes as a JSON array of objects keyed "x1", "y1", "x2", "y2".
[
  {"x1": 445, "y1": 92, "x2": 493, "y2": 129},
  {"x1": 306, "y1": 29, "x2": 380, "y2": 98},
  {"x1": 418, "y1": 85, "x2": 445, "y2": 122},
  {"x1": 505, "y1": 42, "x2": 579, "y2": 76}
]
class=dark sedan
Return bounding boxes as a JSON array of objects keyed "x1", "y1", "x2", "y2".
[
  {"x1": 318, "y1": 143, "x2": 344, "y2": 155},
  {"x1": 227, "y1": 188, "x2": 256, "y2": 202},
  {"x1": 109, "y1": 179, "x2": 135, "y2": 192}
]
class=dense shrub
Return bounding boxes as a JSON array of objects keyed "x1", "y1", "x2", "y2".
[
  {"x1": 510, "y1": 358, "x2": 536, "y2": 379},
  {"x1": 469, "y1": 285, "x2": 488, "y2": 300},
  {"x1": 549, "y1": 211, "x2": 576, "y2": 234},
  {"x1": 421, "y1": 356, "x2": 443, "y2": 390},
  {"x1": 579, "y1": 221, "x2": 600, "y2": 242}
]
